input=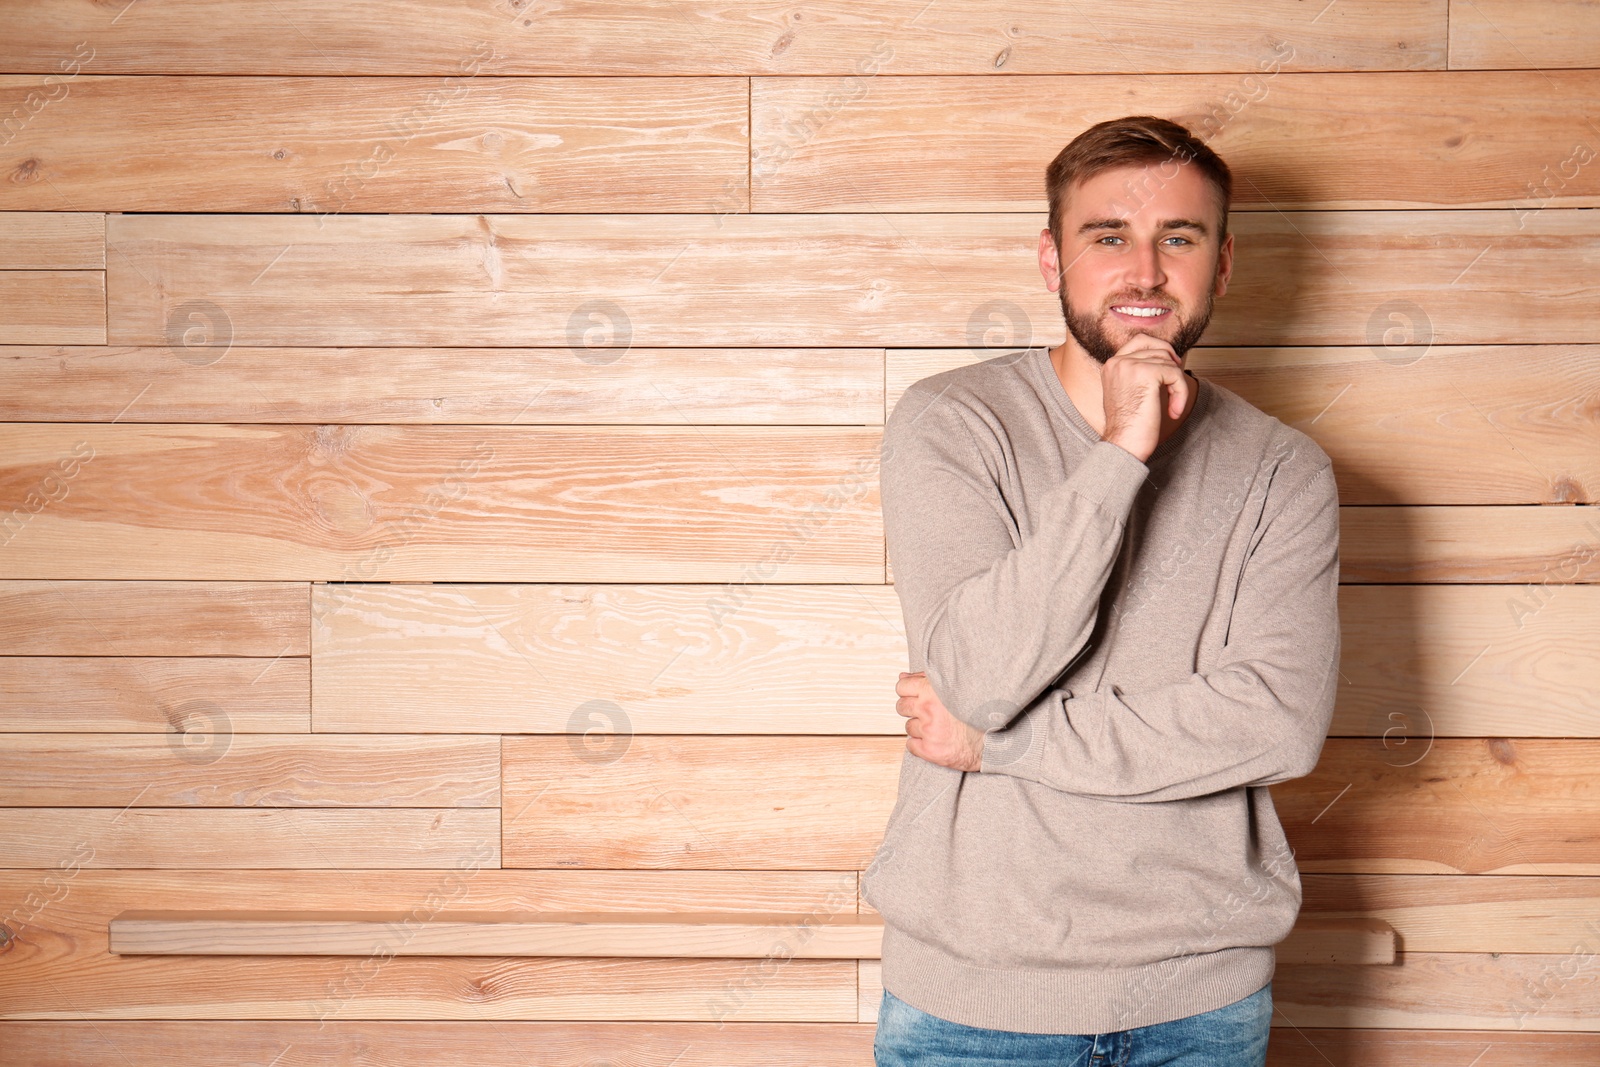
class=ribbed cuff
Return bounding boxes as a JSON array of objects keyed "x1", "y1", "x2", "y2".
[
  {"x1": 1070, "y1": 438, "x2": 1149, "y2": 518},
  {"x1": 879, "y1": 922, "x2": 1276, "y2": 1034},
  {"x1": 979, "y1": 696, "x2": 1051, "y2": 779}
]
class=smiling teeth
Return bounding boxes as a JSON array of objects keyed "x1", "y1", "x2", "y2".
[{"x1": 1113, "y1": 306, "x2": 1169, "y2": 317}]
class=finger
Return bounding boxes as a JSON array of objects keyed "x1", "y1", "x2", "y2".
[{"x1": 1113, "y1": 331, "x2": 1177, "y2": 362}]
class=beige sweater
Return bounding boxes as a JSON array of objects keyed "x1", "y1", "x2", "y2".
[{"x1": 864, "y1": 344, "x2": 1341, "y2": 1033}]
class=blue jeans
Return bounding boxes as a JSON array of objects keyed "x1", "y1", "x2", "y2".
[{"x1": 873, "y1": 983, "x2": 1272, "y2": 1066}]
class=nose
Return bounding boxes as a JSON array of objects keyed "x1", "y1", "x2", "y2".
[{"x1": 1129, "y1": 239, "x2": 1167, "y2": 291}]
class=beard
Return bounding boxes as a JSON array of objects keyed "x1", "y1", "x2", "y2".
[{"x1": 1059, "y1": 279, "x2": 1217, "y2": 365}]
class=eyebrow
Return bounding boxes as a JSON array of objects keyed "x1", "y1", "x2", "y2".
[{"x1": 1077, "y1": 216, "x2": 1210, "y2": 238}]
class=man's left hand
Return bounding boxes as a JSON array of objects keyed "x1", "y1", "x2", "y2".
[{"x1": 895, "y1": 671, "x2": 985, "y2": 772}]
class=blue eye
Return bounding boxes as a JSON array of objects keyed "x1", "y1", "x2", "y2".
[{"x1": 1097, "y1": 235, "x2": 1193, "y2": 246}]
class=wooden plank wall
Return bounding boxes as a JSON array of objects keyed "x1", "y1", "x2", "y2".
[{"x1": 1, "y1": 1, "x2": 1597, "y2": 1062}]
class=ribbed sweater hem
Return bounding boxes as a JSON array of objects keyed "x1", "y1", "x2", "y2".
[{"x1": 879, "y1": 922, "x2": 1276, "y2": 1034}]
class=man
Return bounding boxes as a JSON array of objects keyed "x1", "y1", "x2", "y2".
[{"x1": 865, "y1": 115, "x2": 1341, "y2": 1066}]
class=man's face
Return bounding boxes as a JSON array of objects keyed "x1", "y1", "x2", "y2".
[{"x1": 1038, "y1": 161, "x2": 1234, "y2": 365}]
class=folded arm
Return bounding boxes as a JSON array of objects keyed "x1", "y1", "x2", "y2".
[
  {"x1": 978, "y1": 463, "x2": 1342, "y2": 802},
  {"x1": 882, "y1": 383, "x2": 1150, "y2": 734}
]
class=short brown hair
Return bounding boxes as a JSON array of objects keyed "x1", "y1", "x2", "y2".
[{"x1": 1045, "y1": 115, "x2": 1233, "y2": 251}]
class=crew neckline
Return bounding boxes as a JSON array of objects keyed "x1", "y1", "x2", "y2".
[{"x1": 1030, "y1": 344, "x2": 1210, "y2": 464}]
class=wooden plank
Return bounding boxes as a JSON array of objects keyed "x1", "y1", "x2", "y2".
[
  {"x1": 0, "y1": 1, "x2": 1445, "y2": 75},
  {"x1": 890, "y1": 345, "x2": 1600, "y2": 506},
  {"x1": 0, "y1": 735, "x2": 499, "y2": 807},
  {"x1": 0, "y1": 271, "x2": 103, "y2": 344},
  {"x1": 105, "y1": 911, "x2": 1393, "y2": 965},
  {"x1": 11, "y1": 1022, "x2": 1600, "y2": 1067},
  {"x1": 1268, "y1": 1028, "x2": 1600, "y2": 1063},
  {"x1": 503, "y1": 735, "x2": 901, "y2": 869},
  {"x1": 0, "y1": 656, "x2": 307, "y2": 733},
  {"x1": 0, "y1": 809, "x2": 499, "y2": 868},
  {"x1": 0, "y1": 580, "x2": 308, "y2": 655},
  {"x1": 0, "y1": 870, "x2": 857, "y2": 1020},
  {"x1": 1299, "y1": 874, "x2": 1600, "y2": 954},
  {"x1": 1271, "y1": 952, "x2": 1600, "y2": 1031},
  {"x1": 1334, "y1": 586, "x2": 1600, "y2": 740},
  {"x1": 0, "y1": 346, "x2": 884, "y2": 424},
  {"x1": 0, "y1": 425, "x2": 882, "y2": 582},
  {"x1": 502, "y1": 736, "x2": 1599, "y2": 872},
  {"x1": 105, "y1": 211, "x2": 1600, "y2": 349},
  {"x1": 1192, "y1": 345, "x2": 1600, "y2": 506},
  {"x1": 753, "y1": 71, "x2": 1600, "y2": 211},
  {"x1": 0, "y1": 1020, "x2": 880, "y2": 1066},
  {"x1": 1283, "y1": 739, "x2": 1600, "y2": 875},
  {"x1": 0, "y1": 213, "x2": 103, "y2": 269},
  {"x1": 109, "y1": 910, "x2": 883, "y2": 959},
  {"x1": 311, "y1": 584, "x2": 905, "y2": 734},
  {"x1": 1449, "y1": 0, "x2": 1600, "y2": 69},
  {"x1": 1277, "y1": 917, "x2": 1396, "y2": 966},
  {"x1": 0, "y1": 76, "x2": 747, "y2": 213},
  {"x1": 1340, "y1": 506, "x2": 1600, "y2": 584}
]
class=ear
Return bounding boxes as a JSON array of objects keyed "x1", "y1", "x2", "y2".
[
  {"x1": 1213, "y1": 230, "x2": 1234, "y2": 298},
  {"x1": 1037, "y1": 229, "x2": 1064, "y2": 292}
]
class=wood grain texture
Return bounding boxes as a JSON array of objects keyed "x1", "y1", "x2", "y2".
[
  {"x1": 502, "y1": 735, "x2": 901, "y2": 869},
  {"x1": 0, "y1": 870, "x2": 857, "y2": 1020},
  {"x1": 0, "y1": 735, "x2": 499, "y2": 807},
  {"x1": 1297, "y1": 874, "x2": 1600, "y2": 954},
  {"x1": 9, "y1": 1020, "x2": 1600, "y2": 1065},
  {"x1": 0, "y1": 656, "x2": 308, "y2": 733},
  {"x1": 0, "y1": 213, "x2": 102, "y2": 269},
  {"x1": 1270, "y1": 952, "x2": 1600, "y2": 1031},
  {"x1": 0, "y1": 346, "x2": 884, "y2": 424},
  {"x1": 1449, "y1": 0, "x2": 1600, "y2": 69},
  {"x1": 0, "y1": 76, "x2": 748, "y2": 212},
  {"x1": 501, "y1": 736, "x2": 1600, "y2": 872},
  {"x1": 1283, "y1": 739, "x2": 1600, "y2": 875},
  {"x1": 311, "y1": 583, "x2": 905, "y2": 734},
  {"x1": 890, "y1": 345, "x2": 1600, "y2": 505},
  {"x1": 108, "y1": 910, "x2": 883, "y2": 959},
  {"x1": 105, "y1": 911, "x2": 1394, "y2": 965},
  {"x1": 0, "y1": 1020, "x2": 878, "y2": 1066},
  {"x1": 0, "y1": 1, "x2": 1446, "y2": 75},
  {"x1": 105, "y1": 211, "x2": 1600, "y2": 349},
  {"x1": 0, "y1": 580, "x2": 308, "y2": 655},
  {"x1": 0, "y1": 809, "x2": 499, "y2": 869},
  {"x1": 1334, "y1": 585, "x2": 1600, "y2": 740},
  {"x1": 0, "y1": 271, "x2": 103, "y2": 344},
  {"x1": 752, "y1": 71, "x2": 1600, "y2": 211},
  {"x1": 1339, "y1": 506, "x2": 1600, "y2": 584},
  {"x1": 0, "y1": 425, "x2": 882, "y2": 581}
]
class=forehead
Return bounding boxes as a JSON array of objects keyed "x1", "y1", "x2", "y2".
[{"x1": 1063, "y1": 162, "x2": 1220, "y2": 228}]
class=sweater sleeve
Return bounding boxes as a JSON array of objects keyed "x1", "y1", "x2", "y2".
[
  {"x1": 979, "y1": 462, "x2": 1342, "y2": 802},
  {"x1": 882, "y1": 382, "x2": 1150, "y2": 733}
]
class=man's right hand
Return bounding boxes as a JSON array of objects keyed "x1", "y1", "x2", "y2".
[{"x1": 1099, "y1": 332, "x2": 1191, "y2": 463}]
